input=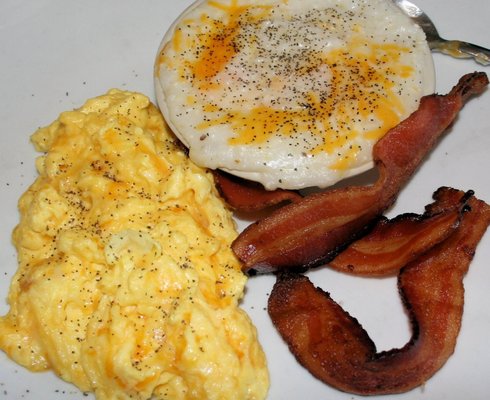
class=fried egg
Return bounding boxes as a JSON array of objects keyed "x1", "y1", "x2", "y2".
[
  {"x1": 155, "y1": 0, "x2": 435, "y2": 190},
  {"x1": 0, "y1": 90, "x2": 269, "y2": 400}
]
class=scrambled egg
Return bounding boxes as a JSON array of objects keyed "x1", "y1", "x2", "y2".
[{"x1": 0, "y1": 90, "x2": 269, "y2": 400}]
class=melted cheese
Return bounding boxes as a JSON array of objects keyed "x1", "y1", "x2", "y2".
[
  {"x1": 0, "y1": 90, "x2": 269, "y2": 400},
  {"x1": 155, "y1": 0, "x2": 434, "y2": 190}
]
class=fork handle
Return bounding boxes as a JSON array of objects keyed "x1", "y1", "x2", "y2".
[{"x1": 432, "y1": 40, "x2": 490, "y2": 65}]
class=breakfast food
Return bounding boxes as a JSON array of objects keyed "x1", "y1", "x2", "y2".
[
  {"x1": 232, "y1": 72, "x2": 489, "y2": 274},
  {"x1": 154, "y1": 0, "x2": 435, "y2": 190},
  {"x1": 328, "y1": 199, "x2": 462, "y2": 276},
  {"x1": 212, "y1": 170, "x2": 302, "y2": 212},
  {"x1": 268, "y1": 187, "x2": 490, "y2": 395},
  {"x1": 0, "y1": 90, "x2": 269, "y2": 400}
]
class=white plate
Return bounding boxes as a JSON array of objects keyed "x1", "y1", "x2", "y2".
[{"x1": 0, "y1": 1, "x2": 489, "y2": 399}]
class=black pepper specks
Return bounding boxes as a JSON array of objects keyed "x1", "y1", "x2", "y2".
[{"x1": 161, "y1": 0, "x2": 428, "y2": 188}]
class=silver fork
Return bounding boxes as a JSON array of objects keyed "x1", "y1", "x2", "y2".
[{"x1": 394, "y1": 0, "x2": 490, "y2": 65}]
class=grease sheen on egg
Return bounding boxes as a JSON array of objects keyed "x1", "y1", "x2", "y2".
[{"x1": 155, "y1": 0, "x2": 435, "y2": 190}]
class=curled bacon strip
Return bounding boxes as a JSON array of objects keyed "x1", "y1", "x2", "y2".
[
  {"x1": 328, "y1": 187, "x2": 471, "y2": 277},
  {"x1": 268, "y1": 189, "x2": 490, "y2": 395},
  {"x1": 212, "y1": 170, "x2": 302, "y2": 212},
  {"x1": 232, "y1": 72, "x2": 488, "y2": 274}
]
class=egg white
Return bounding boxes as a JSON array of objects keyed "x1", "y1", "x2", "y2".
[{"x1": 155, "y1": 0, "x2": 435, "y2": 190}]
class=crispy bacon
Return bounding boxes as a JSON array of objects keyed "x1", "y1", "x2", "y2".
[
  {"x1": 268, "y1": 189, "x2": 490, "y2": 395},
  {"x1": 328, "y1": 187, "x2": 471, "y2": 276},
  {"x1": 212, "y1": 170, "x2": 302, "y2": 212},
  {"x1": 232, "y1": 72, "x2": 488, "y2": 274}
]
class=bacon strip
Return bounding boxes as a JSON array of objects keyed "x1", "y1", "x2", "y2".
[
  {"x1": 212, "y1": 170, "x2": 302, "y2": 212},
  {"x1": 268, "y1": 189, "x2": 490, "y2": 395},
  {"x1": 233, "y1": 72, "x2": 488, "y2": 274},
  {"x1": 328, "y1": 187, "x2": 470, "y2": 276}
]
